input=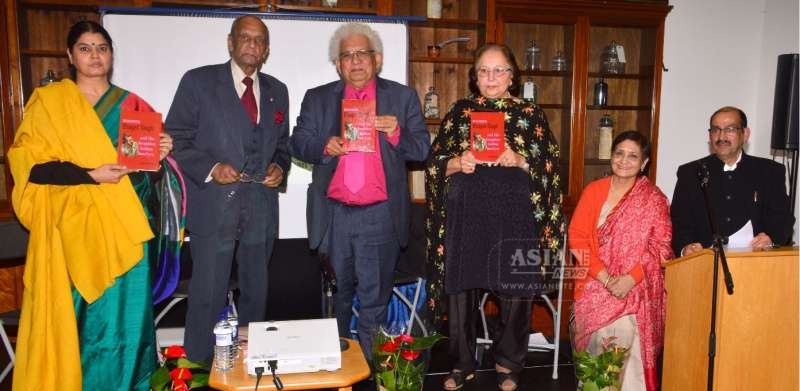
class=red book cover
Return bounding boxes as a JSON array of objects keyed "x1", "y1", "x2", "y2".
[
  {"x1": 118, "y1": 110, "x2": 162, "y2": 171},
  {"x1": 341, "y1": 99, "x2": 377, "y2": 153},
  {"x1": 470, "y1": 111, "x2": 506, "y2": 162}
]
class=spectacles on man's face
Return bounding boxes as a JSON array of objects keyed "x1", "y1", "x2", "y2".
[
  {"x1": 476, "y1": 67, "x2": 512, "y2": 78},
  {"x1": 339, "y1": 49, "x2": 375, "y2": 63},
  {"x1": 708, "y1": 126, "x2": 743, "y2": 136}
]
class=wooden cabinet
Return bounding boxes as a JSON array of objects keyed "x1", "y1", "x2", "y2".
[
  {"x1": 490, "y1": 0, "x2": 671, "y2": 207},
  {"x1": 397, "y1": 0, "x2": 486, "y2": 201},
  {"x1": 488, "y1": 0, "x2": 670, "y2": 339},
  {"x1": 399, "y1": 0, "x2": 486, "y2": 131},
  {"x1": 402, "y1": 0, "x2": 670, "y2": 207}
]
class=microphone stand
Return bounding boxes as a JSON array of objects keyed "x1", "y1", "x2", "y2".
[{"x1": 697, "y1": 163, "x2": 734, "y2": 391}]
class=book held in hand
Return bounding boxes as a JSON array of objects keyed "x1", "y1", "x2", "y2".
[
  {"x1": 470, "y1": 111, "x2": 506, "y2": 162},
  {"x1": 118, "y1": 110, "x2": 162, "y2": 171},
  {"x1": 341, "y1": 99, "x2": 377, "y2": 153}
]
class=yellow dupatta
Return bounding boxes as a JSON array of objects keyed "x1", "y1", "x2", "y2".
[{"x1": 8, "y1": 79, "x2": 154, "y2": 391}]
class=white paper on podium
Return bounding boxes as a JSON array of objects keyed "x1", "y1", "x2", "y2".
[{"x1": 726, "y1": 220, "x2": 753, "y2": 249}]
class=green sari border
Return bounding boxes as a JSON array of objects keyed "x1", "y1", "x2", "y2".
[{"x1": 94, "y1": 85, "x2": 128, "y2": 120}]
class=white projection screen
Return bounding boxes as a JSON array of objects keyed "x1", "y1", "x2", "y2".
[{"x1": 102, "y1": 10, "x2": 409, "y2": 238}]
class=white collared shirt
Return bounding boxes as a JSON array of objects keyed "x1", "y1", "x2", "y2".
[
  {"x1": 723, "y1": 151, "x2": 742, "y2": 172},
  {"x1": 230, "y1": 61, "x2": 261, "y2": 123}
]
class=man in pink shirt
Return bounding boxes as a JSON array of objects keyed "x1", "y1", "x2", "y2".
[{"x1": 289, "y1": 23, "x2": 429, "y2": 359}]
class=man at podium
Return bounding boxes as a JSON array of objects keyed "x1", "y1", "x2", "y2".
[{"x1": 671, "y1": 106, "x2": 794, "y2": 256}]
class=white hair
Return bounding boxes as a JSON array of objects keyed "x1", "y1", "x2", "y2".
[{"x1": 328, "y1": 23, "x2": 383, "y2": 63}]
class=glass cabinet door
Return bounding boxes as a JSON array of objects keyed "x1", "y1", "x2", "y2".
[
  {"x1": 583, "y1": 23, "x2": 658, "y2": 187},
  {"x1": 404, "y1": 0, "x2": 487, "y2": 202},
  {"x1": 501, "y1": 20, "x2": 576, "y2": 199}
]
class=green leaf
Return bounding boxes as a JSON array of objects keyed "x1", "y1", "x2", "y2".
[
  {"x1": 405, "y1": 333, "x2": 446, "y2": 350},
  {"x1": 149, "y1": 367, "x2": 171, "y2": 391},
  {"x1": 376, "y1": 369, "x2": 397, "y2": 391},
  {"x1": 176, "y1": 358, "x2": 208, "y2": 370},
  {"x1": 582, "y1": 380, "x2": 601, "y2": 391},
  {"x1": 188, "y1": 373, "x2": 209, "y2": 389}
]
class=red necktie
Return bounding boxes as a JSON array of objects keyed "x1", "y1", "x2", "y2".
[
  {"x1": 344, "y1": 90, "x2": 367, "y2": 194},
  {"x1": 241, "y1": 76, "x2": 257, "y2": 124}
]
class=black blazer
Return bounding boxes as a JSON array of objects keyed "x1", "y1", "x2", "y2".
[
  {"x1": 670, "y1": 153, "x2": 794, "y2": 255},
  {"x1": 165, "y1": 61, "x2": 290, "y2": 235},
  {"x1": 289, "y1": 77, "x2": 430, "y2": 251}
]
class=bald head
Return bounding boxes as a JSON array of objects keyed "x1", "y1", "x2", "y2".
[{"x1": 230, "y1": 15, "x2": 269, "y2": 45}]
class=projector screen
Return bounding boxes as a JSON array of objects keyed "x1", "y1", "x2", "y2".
[{"x1": 102, "y1": 10, "x2": 408, "y2": 238}]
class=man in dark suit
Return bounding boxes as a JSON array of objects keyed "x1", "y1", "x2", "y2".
[
  {"x1": 165, "y1": 15, "x2": 289, "y2": 362},
  {"x1": 671, "y1": 106, "x2": 794, "y2": 256},
  {"x1": 290, "y1": 23, "x2": 429, "y2": 358}
]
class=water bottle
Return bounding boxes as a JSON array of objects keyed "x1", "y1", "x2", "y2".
[
  {"x1": 522, "y1": 77, "x2": 538, "y2": 104},
  {"x1": 594, "y1": 78, "x2": 608, "y2": 107},
  {"x1": 423, "y1": 86, "x2": 440, "y2": 119},
  {"x1": 227, "y1": 307, "x2": 239, "y2": 356},
  {"x1": 598, "y1": 114, "x2": 614, "y2": 160},
  {"x1": 213, "y1": 319, "x2": 234, "y2": 371}
]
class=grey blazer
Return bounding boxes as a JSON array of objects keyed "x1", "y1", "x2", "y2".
[
  {"x1": 165, "y1": 61, "x2": 290, "y2": 235},
  {"x1": 289, "y1": 77, "x2": 430, "y2": 251}
]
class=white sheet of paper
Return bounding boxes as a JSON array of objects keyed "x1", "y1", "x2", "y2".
[
  {"x1": 726, "y1": 220, "x2": 753, "y2": 249},
  {"x1": 528, "y1": 332, "x2": 550, "y2": 346}
]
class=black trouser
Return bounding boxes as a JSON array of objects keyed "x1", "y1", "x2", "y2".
[
  {"x1": 448, "y1": 290, "x2": 532, "y2": 374},
  {"x1": 184, "y1": 185, "x2": 275, "y2": 362}
]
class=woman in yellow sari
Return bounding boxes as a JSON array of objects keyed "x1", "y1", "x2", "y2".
[{"x1": 8, "y1": 21, "x2": 180, "y2": 391}]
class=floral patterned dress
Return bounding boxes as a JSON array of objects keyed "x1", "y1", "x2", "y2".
[{"x1": 425, "y1": 95, "x2": 565, "y2": 322}]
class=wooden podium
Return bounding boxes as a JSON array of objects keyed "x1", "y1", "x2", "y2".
[{"x1": 662, "y1": 247, "x2": 799, "y2": 390}]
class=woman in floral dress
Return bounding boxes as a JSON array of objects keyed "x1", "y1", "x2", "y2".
[{"x1": 425, "y1": 43, "x2": 564, "y2": 391}]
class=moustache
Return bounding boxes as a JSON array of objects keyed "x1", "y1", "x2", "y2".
[{"x1": 715, "y1": 140, "x2": 731, "y2": 146}]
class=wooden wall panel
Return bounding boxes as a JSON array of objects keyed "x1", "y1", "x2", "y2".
[
  {"x1": 20, "y1": 6, "x2": 99, "y2": 50},
  {"x1": 0, "y1": 164, "x2": 6, "y2": 202},
  {"x1": 0, "y1": 266, "x2": 24, "y2": 313}
]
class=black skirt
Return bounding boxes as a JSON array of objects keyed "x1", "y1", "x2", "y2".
[{"x1": 444, "y1": 165, "x2": 548, "y2": 297}]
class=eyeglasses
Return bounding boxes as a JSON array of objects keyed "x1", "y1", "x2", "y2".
[
  {"x1": 476, "y1": 67, "x2": 512, "y2": 78},
  {"x1": 339, "y1": 49, "x2": 375, "y2": 62},
  {"x1": 708, "y1": 126, "x2": 743, "y2": 136},
  {"x1": 239, "y1": 158, "x2": 266, "y2": 183}
]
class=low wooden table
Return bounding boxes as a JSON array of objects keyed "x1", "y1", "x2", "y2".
[{"x1": 209, "y1": 337, "x2": 371, "y2": 391}]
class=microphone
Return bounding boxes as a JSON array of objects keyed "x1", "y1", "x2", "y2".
[{"x1": 697, "y1": 161, "x2": 710, "y2": 188}]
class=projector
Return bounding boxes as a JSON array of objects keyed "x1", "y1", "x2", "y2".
[{"x1": 246, "y1": 318, "x2": 342, "y2": 375}]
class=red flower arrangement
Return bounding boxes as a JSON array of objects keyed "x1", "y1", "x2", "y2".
[
  {"x1": 150, "y1": 345, "x2": 209, "y2": 391},
  {"x1": 373, "y1": 328, "x2": 444, "y2": 391}
]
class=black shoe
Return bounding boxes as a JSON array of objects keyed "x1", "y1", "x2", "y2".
[
  {"x1": 497, "y1": 371, "x2": 519, "y2": 391},
  {"x1": 443, "y1": 370, "x2": 475, "y2": 390}
]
